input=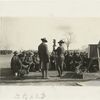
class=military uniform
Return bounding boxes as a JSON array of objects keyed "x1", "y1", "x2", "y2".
[
  {"x1": 11, "y1": 54, "x2": 21, "y2": 74},
  {"x1": 56, "y1": 40, "x2": 65, "y2": 77},
  {"x1": 38, "y1": 38, "x2": 49, "y2": 78},
  {"x1": 11, "y1": 51, "x2": 21, "y2": 75},
  {"x1": 32, "y1": 53, "x2": 40, "y2": 71},
  {"x1": 65, "y1": 53, "x2": 72, "y2": 71}
]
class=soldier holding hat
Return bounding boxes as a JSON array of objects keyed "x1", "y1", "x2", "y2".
[
  {"x1": 56, "y1": 40, "x2": 65, "y2": 77},
  {"x1": 38, "y1": 38, "x2": 50, "y2": 79}
]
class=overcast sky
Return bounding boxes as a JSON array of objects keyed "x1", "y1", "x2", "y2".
[
  {"x1": 0, "y1": 1, "x2": 100, "y2": 51},
  {"x1": 0, "y1": 17, "x2": 100, "y2": 51}
]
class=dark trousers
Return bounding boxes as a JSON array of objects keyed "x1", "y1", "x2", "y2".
[
  {"x1": 57, "y1": 57, "x2": 64, "y2": 77},
  {"x1": 41, "y1": 61, "x2": 49, "y2": 78}
]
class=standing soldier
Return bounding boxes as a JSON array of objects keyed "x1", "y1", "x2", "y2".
[
  {"x1": 38, "y1": 38, "x2": 50, "y2": 79},
  {"x1": 56, "y1": 40, "x2": 65, "y2": 77}
]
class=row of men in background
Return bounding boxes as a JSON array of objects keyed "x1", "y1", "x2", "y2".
[
  {"x1": 11, "y1": 49, "x2": 99, "y2": 78},
  {"x1": 11, "y1": 50, "x2": 40, "y2": 77},
  {"x1": 11, "y1": 38, "x2": 99, "y2": 78},
  {"x1": 50, "y1": 50, "x2": 99, "y2": 73}
]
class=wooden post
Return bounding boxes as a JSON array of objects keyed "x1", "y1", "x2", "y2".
[
  {"x1": 97, "y1": 41, "x2": 100, "y2": 70},
  {"x1": 97, "y1": 47, "x2": 100, "y2": 70}
]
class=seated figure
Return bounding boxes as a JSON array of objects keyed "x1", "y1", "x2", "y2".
[{"x1": 11, "y1": 51, "x2": 21, "y2": 76}]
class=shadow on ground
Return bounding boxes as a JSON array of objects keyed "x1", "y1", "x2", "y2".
[
  {"x1": 0, "y1": 68, "x2": 14, "y2": 80},
  {"x1": 61, "y1": 72, "x2": 83, "y2": 79},
  {"x1": 0, "y1": 68, "x2": 84, "y2": 81},
  {"x1": 0, "y1": 68, "x2": 43, "y2": 80}
]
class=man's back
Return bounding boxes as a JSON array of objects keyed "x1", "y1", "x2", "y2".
[
  {"x1": 38, "y1": 43, "x2": 49, "y2": 62},
  {"x1": 11, "y1": 55, "x2": 20, "y2": 66},
  {"x1": 11, "y1": 55, "x2": 21, "y2": 72}
]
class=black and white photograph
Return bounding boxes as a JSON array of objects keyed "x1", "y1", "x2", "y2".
[
  {"x1": 1, "y1": 17, "x2": 100, "y2": 86},
  {"x1": 0, "y1": 0, "x2": 100, "y2": 100}
]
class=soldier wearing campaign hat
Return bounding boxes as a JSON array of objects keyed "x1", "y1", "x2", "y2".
[
  {"x1": 56, "y1": 40, "x2": 65, "y2": 77},
  {"x1": 38, "y1": 38, "x2": 50, "y2": 79}
]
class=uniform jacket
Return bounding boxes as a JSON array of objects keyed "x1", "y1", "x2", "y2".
[
  {"x1": 38, "y1": 43, "x2": 49, "y2": 63},
  {"x1": 56, "y1": 46, "x2": 65, "y2": 57},
  {"x1": 56, "y1": 46, "x2": 65, "y2": 63},
  {"x1": 11, "y1": 55, "x2": 21, "y2": 72}
]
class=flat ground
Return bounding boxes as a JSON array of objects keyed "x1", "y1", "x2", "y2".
[{"x1": 0, "y1": 54, "x2": 100, "y2": 86}]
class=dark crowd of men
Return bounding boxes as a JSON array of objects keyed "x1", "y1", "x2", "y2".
[
  {"x1": 11, "y1": 38, "x2": 99, "y2": 79},
  {"x1": 0, "y1": 50, "x2": 12, "y2": 55}
]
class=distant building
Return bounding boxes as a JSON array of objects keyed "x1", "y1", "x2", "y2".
[
  {"x1": 88, "y1": 44, "x2": 98, "y2": 58},
  {"x1": 88, "y1": 41, "x2": 100, "y2": 58}
]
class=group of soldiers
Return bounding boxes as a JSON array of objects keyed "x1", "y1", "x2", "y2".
[
  {"x1": 11, "y1": 50, "x2": 40, "y2": 77},
  {"x1": 11, "y1": 38, "x2": 99, "y2": 79}
]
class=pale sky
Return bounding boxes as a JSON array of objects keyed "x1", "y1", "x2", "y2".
[
  {"x1": 0, "y1": 1, "x2": 100, "y2": 51},
  {"x1": 0, "y1": 17, "x2": 100, "y2": 51}
]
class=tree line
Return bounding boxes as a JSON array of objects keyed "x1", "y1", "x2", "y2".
[{"x1": 0, "y1": 50, "x2": 12, "y2": 55}]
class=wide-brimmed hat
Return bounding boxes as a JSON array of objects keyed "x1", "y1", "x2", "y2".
[
  {"x1": 41, "y1": 38, "x2": 48, "y2": 42},
  {"x1": 13, "y1": 51, "x2": 18, "y2": 54},
  {"x1": 58, "y1": 40, "x2": 64, "y2": 44},
  {"x1": 22, "y1": 51, "x2": 26, "y2": 54}
]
